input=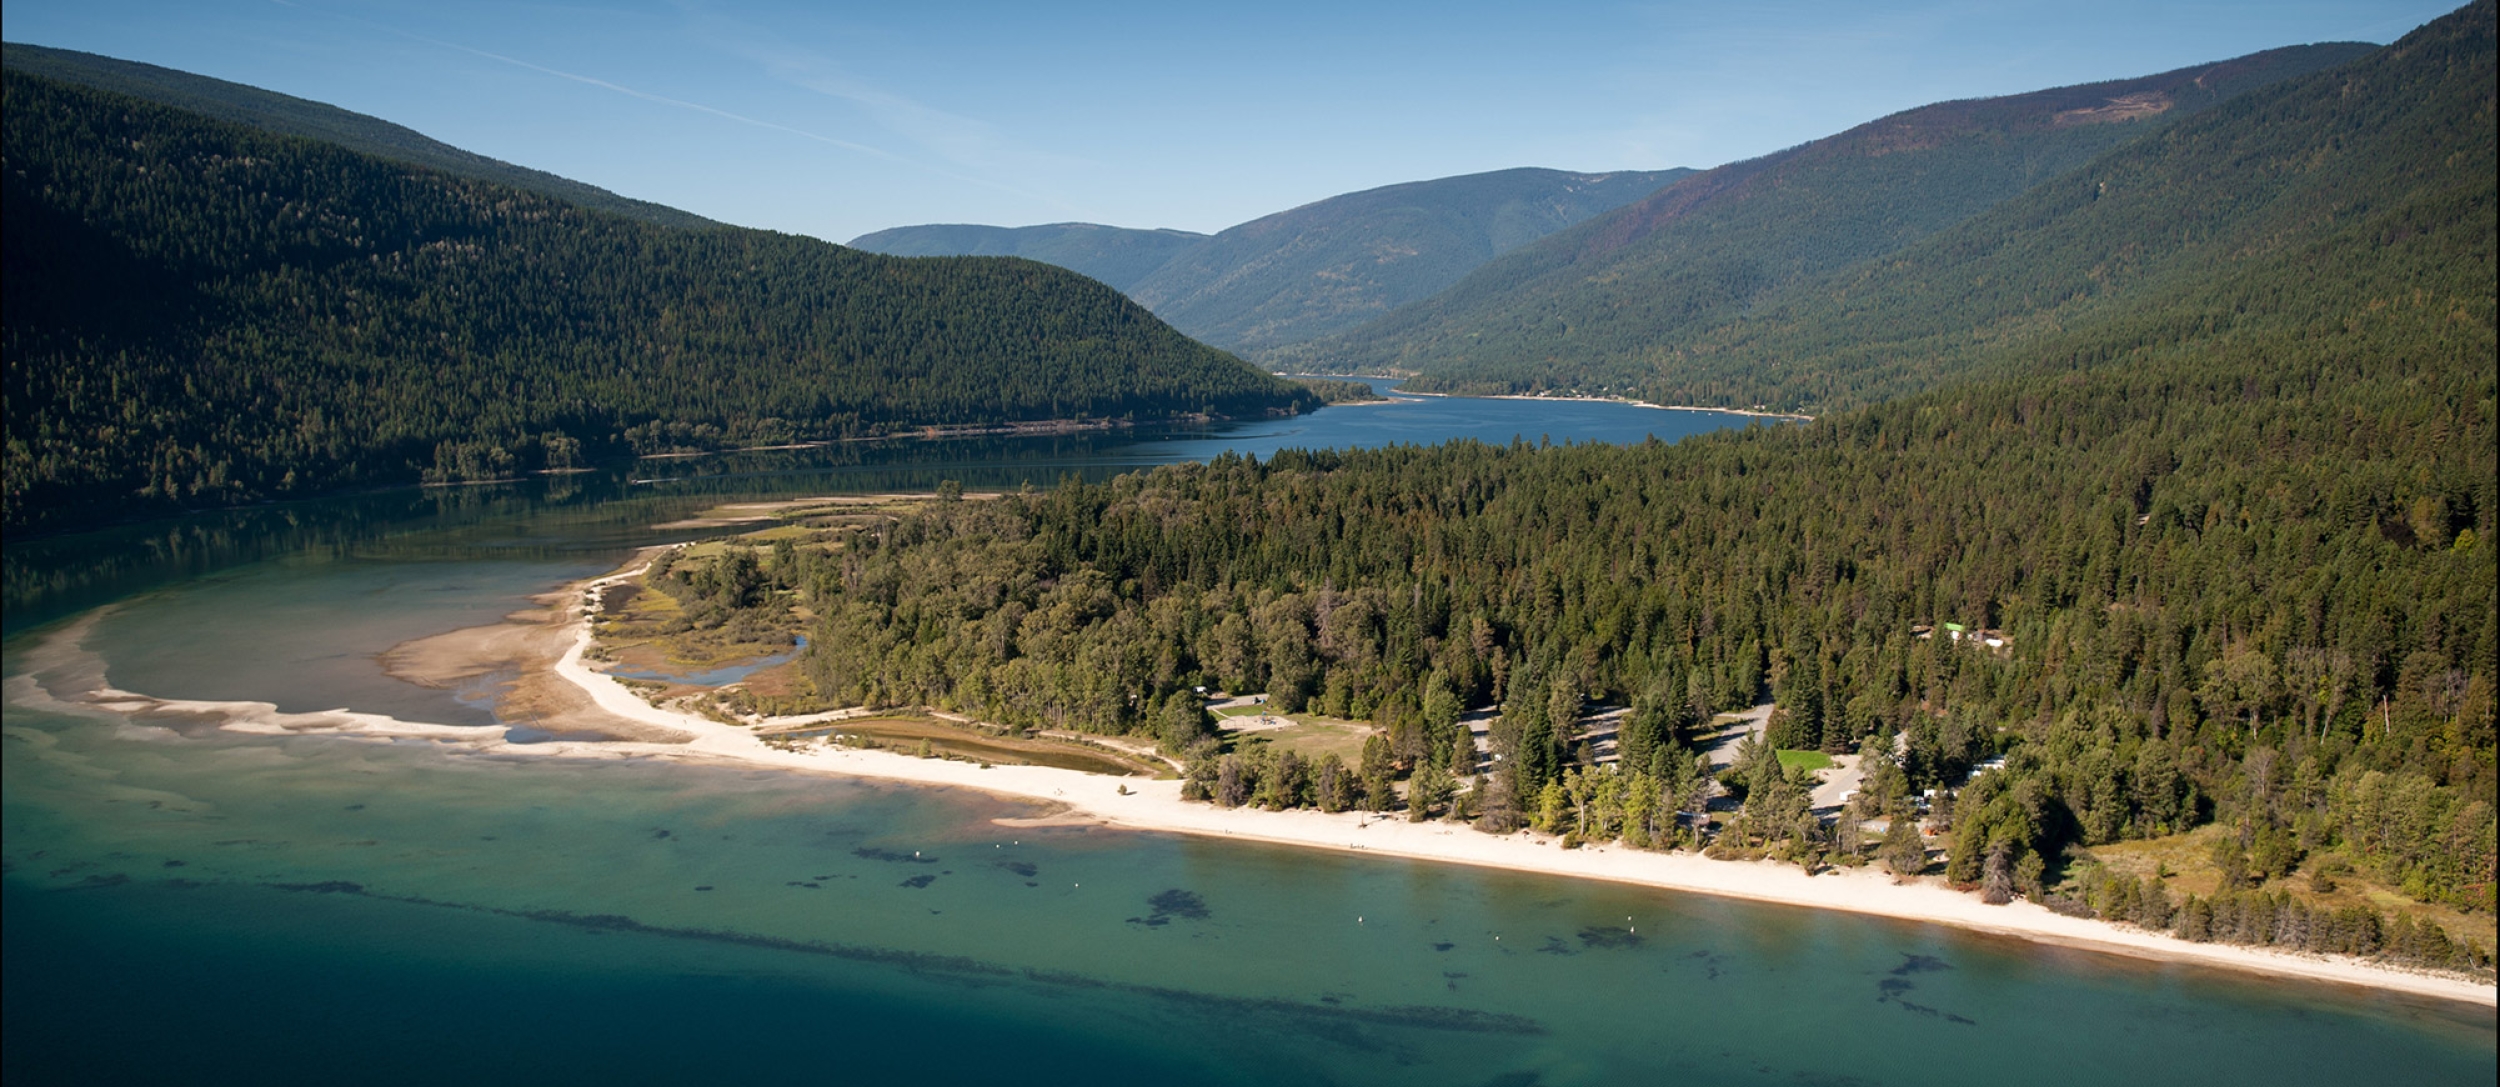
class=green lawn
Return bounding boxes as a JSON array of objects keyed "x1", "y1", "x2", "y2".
[
  {"x1": 1249, "y1": 719, "x2": 1374, "y2": 764},
  {"x1": 1776, "y1": 749, "x2": 1834, "y2": 773}
]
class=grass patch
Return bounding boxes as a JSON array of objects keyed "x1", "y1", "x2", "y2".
[
  {"x1": 728, "y1": 523, "x2": 826, "y2": 543},
  {"x1": 2079, "y1": 827, "x2": 2496, "y2": 951},
  {"x1": 1775, "y1": 749, "x2": 1834, "y2": 773},
  {"x1": 1220, "y1": 714, "x2": 1375, "y2": 764},
  {"x1": 778, "y1": 716, "x2": 1156, "y2": 777}
]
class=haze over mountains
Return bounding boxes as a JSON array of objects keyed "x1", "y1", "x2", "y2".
[{"x1": 852, "y1": 167, "x2": 1690, "y2": 353}]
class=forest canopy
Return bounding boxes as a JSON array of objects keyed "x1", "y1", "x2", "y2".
[{"x1": 2, "y1": 71, "x2": 1314, "y2": 533}]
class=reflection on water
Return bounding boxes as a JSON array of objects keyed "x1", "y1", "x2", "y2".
[{"x1": 3, "y1": 385, "x2": 1753, "y2": 637}]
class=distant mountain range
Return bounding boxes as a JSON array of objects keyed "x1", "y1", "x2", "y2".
[
  {"x1": 851, "y1": 167, "x2": 1690, "y2": 353},
  {"x1": 1278, "y1": 42, "x2": 2379, "y2": 408},
  {"x1": 845, "y1": 222, "x2": 1208, "y2": 294},
  {"x1": 1, "y1": 63, "x2": 1311, "y2": 533}
]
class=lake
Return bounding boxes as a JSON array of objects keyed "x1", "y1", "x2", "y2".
[{"x1": 4, "y1": 391, "x2": 2490, "y2": 1086}]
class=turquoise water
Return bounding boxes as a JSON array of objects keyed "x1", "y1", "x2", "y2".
[
  {"x1": 5, "y1": 398, "x2": 2492, "y2": 1085},
  {"x1": 4, "y1": 712, "x2": 2488, "y2": 1085}
]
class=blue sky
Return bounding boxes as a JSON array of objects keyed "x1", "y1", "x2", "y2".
[{"x1": 3, "y1": 1, "x2": 2460, "y2": 242}]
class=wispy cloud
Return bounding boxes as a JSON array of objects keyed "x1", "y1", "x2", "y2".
[
  {"x1": 424, "y1": 37, "x2": 914, "y2": 164},
  {"x1": 268, "y1": 0, "x2": 1070, "y2": 209},
  {"x1": 767, "y1": 55, "x2": 1004, "y2": 169},
  {"x1": 675, "y1": 4, "x2": 1095, "y2": 213}
]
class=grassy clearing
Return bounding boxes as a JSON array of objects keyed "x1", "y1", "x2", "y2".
[
  {"x1": 1775, "y1": 749, "x2": 1834, "y2": 773},
  {"x1": 710, "y1": 494, "x2": 936, "y2": 529},
  {"x1": 1229, "y1": 715, "x2": 1375, "y2": 764},
  {"x1": 594, "y1": 573, "x2": 797, "y2": 670},
  {"x1": 2077, "y1": 825, "x2": 2497, "y2": 950}
]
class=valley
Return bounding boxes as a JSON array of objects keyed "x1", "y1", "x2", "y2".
[{"x1": 5, "y1": 4, "x2": 2493, "y2": 1084}]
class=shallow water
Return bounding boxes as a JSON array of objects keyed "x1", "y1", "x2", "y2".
[
  {"x1": 604, "y1": 635, "x2": 810, "y2": 688},
  {"x1": 5, "y1": 708, "x2": 2488, "y2": 1086},
  {"x1": 5, "y1": 398, "x2": 2492, "y2": 1086}
]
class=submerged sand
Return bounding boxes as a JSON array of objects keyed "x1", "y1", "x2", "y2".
[
  {"x1": 380, "y1": 595, "x2": 690, "y2": 743},
  {"x1": 500, "y1": 558, "x2": 2500, "y2": 1003},
  {"x1": 18, "y1": 561, "x2": 2493, "y2": 1008}
]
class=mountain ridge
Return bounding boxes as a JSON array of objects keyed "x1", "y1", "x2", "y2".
[
  {"x1": 851, "y1": 166, "x2": 1692, "y2": 352},
  {"x1": 2, "y1": 67, "x2": 1313, "y2": 533},
  {"x1": 1281, "y1": 41, "x2": 2379, "y2": 389},
  {"x1": 846, "y1": 221, "x2": 1208, "y2": 292},
  {"x1": 1616, "y1": 2, "x2": 2497, "y2": 414}
]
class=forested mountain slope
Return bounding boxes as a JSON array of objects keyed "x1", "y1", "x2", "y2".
[
  {"x1": 1127, "y1": 166, "x2": 1690, "y2": 353},
  {"x1": 852, "y1": 167, "x2": 1690, "y2": 353},
  {"x1": 2, "y1": 42, "x2": 716, "y2": 230},
  {"x1": 1287, "y1": 42, "x2": 2373, "y2": 393},
  {"x1": 1560, "y1": 0, "x2": 2500, "y2": 414},
  {"x1": 1, "y1": 71, "x2": 1313, "y2": 533},
  {"x1": 845, "y1": 222, "x2": 1208, "y2": 293}
]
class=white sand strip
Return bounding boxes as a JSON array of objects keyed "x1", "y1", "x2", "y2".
[{"x1": 532, "y1": 570, "x2": 2494, "y2": 1007}]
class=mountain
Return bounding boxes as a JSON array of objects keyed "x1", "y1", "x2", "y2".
[
  {"x1": 849, "y1": 166, "x2": 1690, "y2": 353},
  {"x1": 1, "y1": 68, "x2": 1314, "y2": 533},
  {"x1": 845, "y1": 222, "x2": 1207, "y2": 293},
  {"x1": 1285, "y1": 42, "x2": 2377, "y2": 398},
  {"x1": 1570, "y1": 0, "x2": 2496, "y2": 413},
  {"x1": 2, "y1": 42, "x2": 717, "y2": 230},
  {"x1": 1127, "y1": 167, "x2": 1691, "y2": 353}
]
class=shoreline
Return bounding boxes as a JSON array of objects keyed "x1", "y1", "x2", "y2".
[
  {"x1": 1273, "y1": 373, "x2": 1811, "y2": 422},
  {"x1": 536, "y1": 559, "x2": 2493, "y2": 1005},
  {"x1": 18, "y1": 568, "x2": 2491, "y2": 1008},
  {"x1": 1386, "y1": 387, "x2": 1815, "y2": 422}
]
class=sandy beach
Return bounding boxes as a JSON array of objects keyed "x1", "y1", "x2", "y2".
[{"x1": 17, "y1": 561, "x2": 2490, "y2": 1009}]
